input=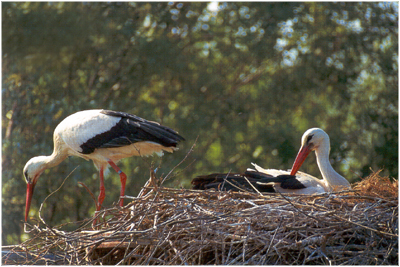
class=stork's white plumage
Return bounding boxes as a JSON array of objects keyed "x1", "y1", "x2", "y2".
[
  {"x1": 23, "y1": 109, "x2": 184, "y2": 221},
  {"x1": 192, "y1": 128, "x2": 351, "y2": 194}
]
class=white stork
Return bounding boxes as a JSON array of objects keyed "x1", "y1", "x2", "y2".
[
  {"x1": 192, "y1": 128, "x2": 351, "y2": 194},
  {"x1": 23, "y1": 109, "x2": 184, "y2": 221}
]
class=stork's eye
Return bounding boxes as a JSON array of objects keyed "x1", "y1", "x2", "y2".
[{"x1": 306, "y1": 135, "x2": 314, "y2": 143}]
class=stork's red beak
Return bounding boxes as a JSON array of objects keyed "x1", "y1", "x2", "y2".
[
  {"x1": 25, "y1": 182, "x2": 36, "y2": 221},
  {"x1": 290, "y1": 144, "x2": 312, "y2": 176}
]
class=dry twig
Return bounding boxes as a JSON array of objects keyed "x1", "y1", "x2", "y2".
[{"x1": 4, "y1": 169, "x2": 398, "y2": 265}]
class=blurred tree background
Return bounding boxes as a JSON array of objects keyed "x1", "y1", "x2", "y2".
[{"x1": 2, "y1": 2, "x2": 398, "y2": 245}]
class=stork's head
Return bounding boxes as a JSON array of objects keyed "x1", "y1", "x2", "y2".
[
  {"x1": 23, "y1": 156, "x2": 47, "y2": 221},
  {"x1": 290, "y1": 128, "x2": 330, "y2": 175}
]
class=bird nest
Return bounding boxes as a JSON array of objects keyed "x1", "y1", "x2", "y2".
[{"x1": 3, "y1": 170, "x2": 398, "y2": 265}]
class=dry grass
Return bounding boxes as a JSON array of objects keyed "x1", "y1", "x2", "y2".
[{"x1": 3, "y1": 170, "x2": 398, "y2": 265}]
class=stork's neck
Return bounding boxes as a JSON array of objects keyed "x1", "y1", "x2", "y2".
[
  {"x1": 42, "y1": 135, "x2": 69, "y2": 169},
  {"x1": 315, "y1": 144, "x2": 350, "y2": 190},
  {"x1": 46, "y1": 149, "x2": 68, "y2": 168}
]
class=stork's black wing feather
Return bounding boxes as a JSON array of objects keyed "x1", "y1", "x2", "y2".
[
  {"x1": 191, "y1": 173, "x2": 275, "y2": 193},
  {"x1": 102, "y1": 110, "x2": 185, "y2": 142},
  {"x1": 80, "y1": 110, "x2": 184, "y2": 154},
  {"x1": 279, "y1": 177, "x2": 307, "y2": 189},
  {"x1": 244, "y1": 171, "x2": 306, "y2": 189},
  {"x1": 192, "y1": 171, "x2": 306, "y2": 193}
]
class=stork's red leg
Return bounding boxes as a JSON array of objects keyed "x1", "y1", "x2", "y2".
[
  {"x1": 107, "y1": 160, "x2": 127, "y2": 207},
  {"x1": 92, "y1": 166, "x2": 106, "y2": 227},
  {"x1": 97, "y1": 166, "x2": 106, "y2": 211}
]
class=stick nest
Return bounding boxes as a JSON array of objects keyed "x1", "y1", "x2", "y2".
[{"x1": 4, "y1": 170, "x2": 398, "y2": 265}]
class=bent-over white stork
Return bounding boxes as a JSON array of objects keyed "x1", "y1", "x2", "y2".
[
  {"x1": 23, "y1": 109, "x2": 185, "y2": 221},
  {"x1": 192, "y1": 128, "x2": 351, "y2": 194}
]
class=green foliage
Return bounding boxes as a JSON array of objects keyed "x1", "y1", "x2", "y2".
[{"x1": 2, "y1": 2, "x2": 398, "y2": 245}]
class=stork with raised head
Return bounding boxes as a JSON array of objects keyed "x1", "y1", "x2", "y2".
[
  {"x1": 23, "y1": 109, "x2": 185, "y2": 221},
  {"x1": 192, "y1": 128, "x2": 351, "y2": 194}
]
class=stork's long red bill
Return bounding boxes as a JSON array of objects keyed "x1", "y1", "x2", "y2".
[
  {"x1": 290, "y1": 144, "x2": 312, "y2": 176},
  {"x1": 25, "y1": 182, "x2": 35, "y2": 221}
]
